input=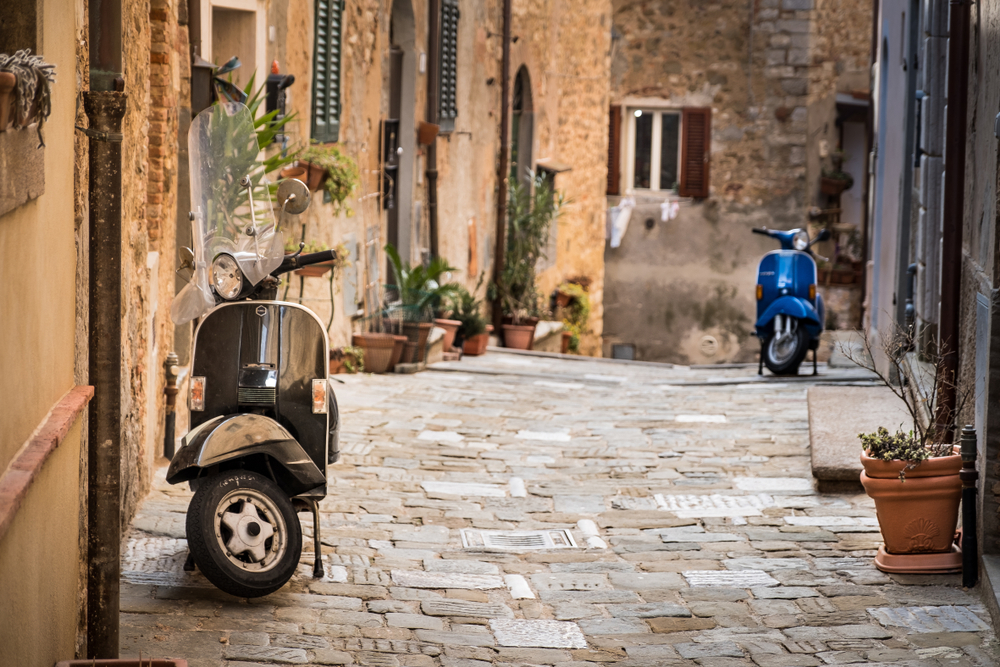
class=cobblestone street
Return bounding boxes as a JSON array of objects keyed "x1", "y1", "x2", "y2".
[{"x1": 121, "y1": 351, "x2": 999, "y2": 666}]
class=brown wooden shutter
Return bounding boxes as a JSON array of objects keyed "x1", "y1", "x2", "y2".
[
  {"x1": 680, "y1": 107, "x2": 711, "y2": 198},
  {"x1": 607, "y1": 105, "x2": 622, "y2": 195}
]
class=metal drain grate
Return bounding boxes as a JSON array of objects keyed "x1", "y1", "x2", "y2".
[{"x1": 461, "y1": 529, "x2": 578, "y2": 551}]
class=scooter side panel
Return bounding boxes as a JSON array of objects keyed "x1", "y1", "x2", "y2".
[
  {"x1": 191, "y1": 306, "x2": 244, "y2": 427},
  {"x1": 278, "y1": 305, "x2": 330, "y2": 469},
  {"x1": 166, "y1": 413, "x2": 326, "y2": 492}
]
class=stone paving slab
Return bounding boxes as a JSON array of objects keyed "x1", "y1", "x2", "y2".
[{"x1": 119, "y1": 352, "x2": 999, "y2": 666}]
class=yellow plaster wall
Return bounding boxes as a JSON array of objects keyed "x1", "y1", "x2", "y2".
[
  {"x1": 0, "y1": 420, "x2": 83, "y2": 665},
  {"x1": 0, "y1": 0, "x2": 80, "y2": 475}
]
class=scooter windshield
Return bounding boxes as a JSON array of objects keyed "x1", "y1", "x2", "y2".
[{"x1": 171, "y1": 102, "x2": 283, "y2": 324}]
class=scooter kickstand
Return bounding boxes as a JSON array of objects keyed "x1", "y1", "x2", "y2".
[
  {"x1": 183, "y1": 551, "x2": 196, "y2": 572},
  {"x1": 812, "y1": 348, "x2": 818, "y2": 376},
  {"x1": 758, "y1": 341, "x2": 764, "y2": 376},
  {"x1": 310, "y1": 500, "x2": 324, "y2": 579}
]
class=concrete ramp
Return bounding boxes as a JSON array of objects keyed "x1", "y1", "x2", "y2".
[{"x1": 808, "y1": 386, "x2": 912, "y2": 492}]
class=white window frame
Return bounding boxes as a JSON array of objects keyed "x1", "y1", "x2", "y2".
[{"x1": 624, "y1": 108, "x2": 682, "y2": 193}]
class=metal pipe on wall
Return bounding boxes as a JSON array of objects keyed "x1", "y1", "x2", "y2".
[
  {"x1": 491, "y1": 0, "x2": 512, "y2": 333},
  {"x1": 894, "y1": 0, "x2": 921, "y2": 331},
  {"x1": 859, "y1": 0, "x2": 880, "y2": 327},
  {"x1": 427, "y1": 0, "x2": 440, "y2": 258},
  {"x1": 84, "y1": 89, "x2": 126, "y2": 660},
  {"x1": 938, "y1": 0, "x2": 970, "y2": 441}
]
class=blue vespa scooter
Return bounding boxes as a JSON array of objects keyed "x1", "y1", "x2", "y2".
[{"x1": 751, "y1": 226, "x2": 831, "y2": 375}]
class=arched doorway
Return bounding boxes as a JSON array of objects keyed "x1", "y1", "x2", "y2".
[
  {"x1": 385, "y1": 0, "x2": 417, "y2": 271},
  {"x1": 511, "y1": 66, "x2": 534, "y2": 187}
]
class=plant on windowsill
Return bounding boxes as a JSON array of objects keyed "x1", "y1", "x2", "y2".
[
  {"x1": 556, "y1": 281, "x2": 590, "y2": 354},
  {"x1": 298, "y1": 143, "x2": 359, "y2": 216},
  {"x1": 491, "y1": 172, "x2": 564, "y2": 349},
  {"x1": 0, "y1": 50, "x2": 56, "y2": 141},
  {"x1": 841, "y1": 322, "x2": 971, "y2": 570}
]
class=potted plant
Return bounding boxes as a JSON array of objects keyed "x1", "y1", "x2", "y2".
[
  {"x1": 556, "y1": 280, "x2": 590, "y2": 355},
  {"x1": 493, "y1": 172, "x2": 564, "y2": 349},
  {"x1": 384, "y1": 243, "x2": 459, "y2": 363},
  {"x1": 451, "y1": 281, "x2": 489, "y2": 356},
  {"x1": 330, "y1": 346, "x2": 364, "y2": 374},
  {"x1": 843, "y1": 323, "x2": 970, "y2": 571},
  {"x1": 298, "y1": 143, "x2": 359, "y2": 215},
  {"x1": 820, "y1": 150, "x2": 854, "y2": 195}
]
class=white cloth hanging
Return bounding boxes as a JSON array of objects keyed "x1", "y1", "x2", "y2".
[{"x1": 609, "y1": 197, "x2": 635, "y2": 248}]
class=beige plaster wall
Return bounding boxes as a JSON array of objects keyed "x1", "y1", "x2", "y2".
[{"x1": 0, "y1": 421, "x2": 83, "y2": 665}]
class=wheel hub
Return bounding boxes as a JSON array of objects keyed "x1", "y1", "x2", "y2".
[{"x1": 213, "y1": 490, "x2": 287, "y2": 572}]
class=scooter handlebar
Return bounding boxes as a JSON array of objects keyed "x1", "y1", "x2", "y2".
[
  {"x1": 271, "y1": 250, "x2": 337, "y2": 277},
  {"x1": 751, "y1": 228, "x2": 770, "y2": 236}
]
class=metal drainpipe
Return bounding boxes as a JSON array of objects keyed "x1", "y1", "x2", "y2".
[
  {"x1": 894, "y1": 0, "x2": 920, "y2": 331},
  {"x1": 427, "y1": 0, "x2": 440, "y2": 258},
  {"x1": 85, "y1": 89, "x2": 127, "y2": 659},
  {"x1": 491, "y1": 0, "x2": 512, "y2": 334},
  {"x1": 859, "y1": 0, "x2": 880, "y2": 327},
  {"x1": 937, "y1": 0, "x2": 970, "y2": 442},
  {"x1": 163, "y1": 352, "x2": 180, "y2": 459}
]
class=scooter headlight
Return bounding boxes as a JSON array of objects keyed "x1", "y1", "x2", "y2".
[
  {"x1": 211, "y1": 254, "x2": 243, "y2": 300},
  {"x1": 793, "y1": 230, "x2": 810, "y2": 251}
]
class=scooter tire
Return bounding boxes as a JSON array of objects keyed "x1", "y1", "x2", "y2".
[
  {"x1": 186, "y1": 470, "x2": 302, "y2": 598},
  {"x1": 763, "y1": 326, "x2": 809, "y2": 376}
]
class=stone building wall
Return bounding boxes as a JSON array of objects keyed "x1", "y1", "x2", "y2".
[{"x1": 603, "y1": 0, "x2": 870, "y2": 364}]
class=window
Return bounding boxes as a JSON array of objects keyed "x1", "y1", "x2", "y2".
[
  {"x1": 607, "y1": 106, "x2": 711, "y2": 198},
  {"x1": 311, "y1": 0, "x2": 344, "y2": 143},
  {"x1": 438, "y1": 0, "x2": 459, "y2": 132}
]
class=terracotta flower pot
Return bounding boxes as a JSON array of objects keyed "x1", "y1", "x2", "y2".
[
  {"x1": 555, "y1": 292, "x2": 572, "y2": 308},
  {"x1": 352, "y1": 333, "x2": 396, "y2": 373},
  {"x1": 279, "y1": 165, "x2": 307, "y2": 181},
  {"x1": 301, "y1": 161, "x2": 328, "y2": 191},
  {"x1": 821, "y1": 176, "x2": 851, "y2": 195},
  {"x1": 388, "y1": 334, "x2": 408, "y2": 371},
  {"x1": 404, "y1": 341, "x2": 419, "y2": 364},
  {"x1": 0, "y1": 71, "x2": 14, "y2": 132},
  {"x1": 434, "y1": 318, "x2": 462, "y2": 351},
  {"x1": 860, "y1": 451, "x2": 962, "y2": 555},
  {"x1": 502, "y1": 323, "x2": 535, "y2": 350},
  {"x1": 561, "y1": 330, "x2": 572, "y2": 354},
  {"x1": 463, "y1": 332, "x2": 489, "y2": 356},
  {"x1": 403, "y1": 321, "x2": 433, "y2": 362}
]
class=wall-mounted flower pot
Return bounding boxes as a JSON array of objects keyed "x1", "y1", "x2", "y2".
[
  {"x1": 860, "y1": 450, "x2": 961, "y2": 556},
  {"x1": 463, "y1": 332, "x2": 489, "y2": 356},
  {"x1": 300, "y1": 161, "x2": 328, "y2": 192},
  {"x1": 820, "y1": 176, "x2": 852, "y2": 196},
  {"x1": 279, "y1": 165, "x2": 307, "y2": 181},
  {"x1": 352, "y1": 333, "x2": 396, "y2": 373},
  {"x1": 0, "y1": 72, "x2": 15, "y2": 132},
  {"x1": 434, "y1": 318, "x2": 461, "y2": 351}
]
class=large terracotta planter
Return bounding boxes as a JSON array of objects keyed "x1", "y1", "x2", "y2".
[
  {"x1": 434, "y1": 318, "x2": 461, "y2": 351},
  {"x1": 352, "y1": 333, "x2": 395, "y2": 373},
  {"x1": 502, "y1": 324, "x2": 534, "y2": 350},
  {"x1": 463, "y1": 332, "x2": 489, "y2": 355},
  {"x1": 0, "y1": 72, "x2": 14, "y2": 132},
  {"x1": 403, "y1": 321, "x2": 433, "y2": 362},
  {"x1": 388, "y1": 334, "x2": 408, "y2": 371},
  {"x1": 860, "y1": 451, "x2": 961, "y2": 555}
]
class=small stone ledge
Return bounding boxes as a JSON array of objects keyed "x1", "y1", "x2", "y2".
[
  {"x1": 0, "y1": 125, "x2": 44, "y2": 217},
  {"x1": 808, "y1": 385, "x2": 911, "y2": 492}
]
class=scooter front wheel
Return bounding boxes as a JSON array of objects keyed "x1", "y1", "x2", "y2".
[
  {"x1": 763, "y1": 324, "x2": 809, "y2": 375},
  {"x1": 186, "y1": 470, "x2": 302, "y2": 598}
]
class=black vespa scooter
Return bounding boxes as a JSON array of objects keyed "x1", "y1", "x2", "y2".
[{"x1": 168, "y1": 102, "x2": 339, "y2": 597}]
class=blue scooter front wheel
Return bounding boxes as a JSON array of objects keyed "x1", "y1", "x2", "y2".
[{"x1": 763, "y1": 324, "x2": 809, "y2": 375}]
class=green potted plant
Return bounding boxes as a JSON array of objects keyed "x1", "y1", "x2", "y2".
[
  {"x1": 451, "y1": 282, "x2": 489, "y2": 356},
  {"x1": 298, "y1": 143, "x2": 359, "y2": 215},
  {"x1": 384, "y1": 243, "x2": 458, "y2": 363},
  {"x1": 493, "y1": 172, "x2": 564, "y2": 349},
  {"x1": 556, "y1": 280, "x2": 590, "y2": 354},
  {"x1": 329, "y1": 346, "x2": 365, "y2": 374},
  {"x1": 843, "y1": 323, "x2": 970, "y2": 572},
  {"x1": 820, "y1": 151, "x2": 854, "y2": 195}
]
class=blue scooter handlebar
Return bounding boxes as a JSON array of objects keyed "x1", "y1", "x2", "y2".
[{"x1": 751, "y1": 228, "x2": 770, "y2": 236}]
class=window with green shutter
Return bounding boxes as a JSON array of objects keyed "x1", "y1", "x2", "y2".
[
  {"x1": 438, "y1": 0, "x2": 459, "y2": 132},
  {"x1": 311, "y1": 0, "x2": 343, "y2": 143}
]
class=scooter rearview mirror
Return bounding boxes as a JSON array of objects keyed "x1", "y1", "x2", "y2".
[
  {"x1": 277, "y1": 178, "x2": 311, "y2": 215},
  {"x1": 815, "y1": 228, "x2": 832, "y2": 243},
  {"x1": 178, "y1": 246, "x2": 195, "y2": 270}
]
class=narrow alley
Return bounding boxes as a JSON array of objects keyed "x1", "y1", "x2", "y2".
[{"x1": 119, "y1": 352, "x2": 998, "y2": 666}]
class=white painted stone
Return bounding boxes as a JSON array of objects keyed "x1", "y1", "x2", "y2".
[
  {"x1": 675, "y1": 414, "x2": 727, "y2": 423},
  {"x1": 325, "y1": 565, "x2": 349, "y2": 583},
  {"x1": 577, "y1": 519, "x2": 600, "y2": 537},
  {"x1": 868, "y1": 605, "x2": 991, "y2": 633},
  {"x1": 420, "y1": 481, "x2": 507, "y2": 497},
  {"x1": 417, "y1": 430, "x2": 464, "y2": 442},
  {"x1": 683, "y1": 570, "x2": 779, "y2": 587},
  {"x1": 504, "y1": 574, "x2": 535, "y2": 599},
  {"x1": 509, "y1": 477, "x2": 527, "y2": 497},
  {"x1": 489, "y1": 619, "x2": 587, "y2": 649},
  {"x1": 783, "y1": 515, "x2": 879, "y2": 527},
  {"x1": 585, "y1": 536, "x2": 608, "y2": 549},
  {"x1": 534, "y1": 380, "x2": 585, "y2": 390},
  {"x1": 655, "y1": 493, "x2": 774, "y2": 518},
  {"x1": 390, "y1": 570, "x2": 504, "y2": 590},
  {"x1": 516, "y1": 430, "x2": 572, "y2": 442},
  {"x1": 733, "y1": 477, "x2": 814, "y2": 493}
]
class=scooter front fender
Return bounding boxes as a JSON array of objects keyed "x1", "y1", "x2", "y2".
[
  {"x1": 167, "y1": 413, "x2": 326, "y2": 492},
  {"x1": 755, "y1": 296, "x2": 822, "y2": 336}
]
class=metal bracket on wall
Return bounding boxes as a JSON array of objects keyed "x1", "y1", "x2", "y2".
[{"x1": 75, "y1": 125, "x2": 123, "y2": 143}]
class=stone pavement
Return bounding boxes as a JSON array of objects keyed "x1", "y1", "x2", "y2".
[{"x1": 121, "y1": 351, "x2": 999, "y2": 666}]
